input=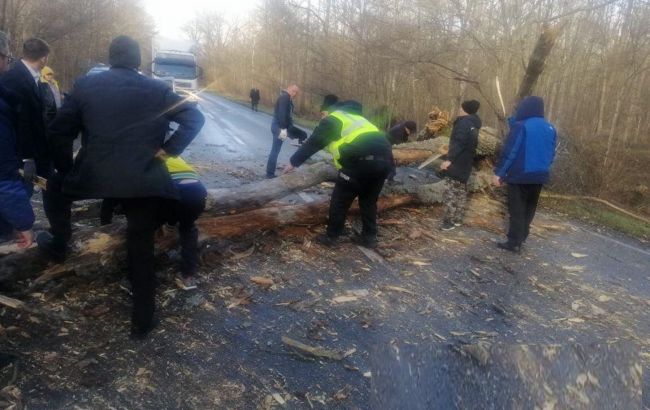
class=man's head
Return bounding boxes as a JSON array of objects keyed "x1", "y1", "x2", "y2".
[
  {"x1": 109, "y1": 36, "x2": 141, "y2": 70},
  {"x1": 286, "y1": 84, "x2": 300, "y2": 98},
  {"x1": 0, "y1": 31, "x2": 11, "y2": 73},
  {"x1": 23, "y1": 38, "x2": 50, "y2": 70},
  {"x1": 460, "y1": 100, "x2": 480, "y2": 116},
  {"x1": 320, "y1": 94, "x2": 339, "y2": 114},
  {"x1": 404, "y1": 120, "x2": 417, "y2": 135}
]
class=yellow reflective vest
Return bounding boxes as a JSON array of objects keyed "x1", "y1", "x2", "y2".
[
  {"x1": 165, "y1": 156, "x2": 199, "y2": 181},
  {"x1": 326, "y1": 110, "x2": 379, "y2": 169}
]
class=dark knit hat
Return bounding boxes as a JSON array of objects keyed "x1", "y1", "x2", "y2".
[
  {"x1": 109, "y1": 36, "x2": 141, "y2": 69},
  {"x1": 404, "y1": 120, "x2": 417, "y2": 132},
  {"x1": 320, "y1": 94, "x2": 339, "y2": 111},
  {"x1": 461, "y1": 100, "x2": 480, "y2": 115}
]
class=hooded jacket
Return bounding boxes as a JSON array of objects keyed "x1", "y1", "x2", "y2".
[
  {"x1": 0, "y1": 84, "x2": 34, "y2": 235},
  {"x1": 444, "y1": 114, "x2": 481, "y2": 183},
  {"x1": 290, "y1": 100, "x2": 393, "y2": 177},
  {"x1": 495, "y1": 96, "x2": 557, "y2": 184}
]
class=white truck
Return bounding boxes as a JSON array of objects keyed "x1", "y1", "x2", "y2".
[{"x1": 151, "y1": 38, "x2": 200, "y2": 93}]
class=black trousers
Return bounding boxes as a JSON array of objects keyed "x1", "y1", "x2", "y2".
[
  {"x1": 506, "y1": 183, "x2": 543, "y2": 246},
  {"x1": 327, "y1": 171, "x2": 387, "y2": 239},
  {"x1": 121, "y1": 198, "x2": 163, "y2": 330},
  {"x1": 44, "y1": 175, "x2": 162, "y2": 330},
  {"x1": 159, "y1": 182, "x2": 207, "y2": 277}
]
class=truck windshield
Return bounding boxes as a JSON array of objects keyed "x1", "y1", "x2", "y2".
[{"x1": 153, "y1": 63, "x2": 197, "y2": 80}]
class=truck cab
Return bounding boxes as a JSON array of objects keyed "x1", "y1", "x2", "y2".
[{"x1": 151, "y1": 51, "x2": 199, "y2": 93}]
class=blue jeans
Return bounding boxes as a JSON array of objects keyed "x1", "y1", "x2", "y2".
[{"x1": 265, "y1": 123, "x2": 308, "y2": 177}]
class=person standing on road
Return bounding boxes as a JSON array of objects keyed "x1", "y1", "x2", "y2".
[
  {"x1": 250, "y1": 88, "x2": 260, "y2": 112},
  {"x1": 284, "y1": 97, "x2": 394, "y2": 249},
  {"x1": 439, "y1": 100, "x2": 481, "y2": 231},
  {"x1": 265, "y1": 83, "x2": 307, "y2": 178},
  {"x1": 0, "y1": 31, "x2": 34, "y2": 249},
  {"x1": 0, "y1": 38, "x2": 51, "y2": 190},
  {"x1": 38, "y1": 36, "x2": 205, "y2": 339},
  {"x1": 493, "y1": 96, "x2": 557, "y2": 253}
]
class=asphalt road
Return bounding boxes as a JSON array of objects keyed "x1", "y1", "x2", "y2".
[
  {"x1": 3, "y1": 92, "x2": 649, "y2": 409},
  {"x1": 182, "y1": 93, "x2": 316, "y2": 187}
]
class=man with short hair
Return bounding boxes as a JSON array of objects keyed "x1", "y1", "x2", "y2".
[
  {"x1": 0, "y1": 38, "x2": 51, "y2": 184},
  {"x1": 439, "y1": 100, "x2": 481, "y2": 231},
  {"x1": 493, "y1": 96, "x2": 557, "y2": 253},
  {"x1": 40, "y1": 36, "x2": 205, "y2": 339},
  {"x1": 0, "y1": 31, "x2": 34, "y2": 249},
  {"x1": 265, "y1": 83, "x2": 307, "y2": 178}
]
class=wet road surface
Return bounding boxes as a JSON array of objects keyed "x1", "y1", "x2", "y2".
[{"x1": 2, "y1": 93, "x2": 649, "y2": 409}]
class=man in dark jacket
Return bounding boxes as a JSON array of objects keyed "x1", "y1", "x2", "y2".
[
  {"x1": 265, "y1": 84, "x2": 308, "y2": 178},
  {"x1": 388, "y1": 120, "x2": 416, "y2": 145},
  {"x1": 39, "y1": 36, "x2": 205, "y2": 339},
  {"x1": 0, "y1": 38, "x2": 50, "y2": 184},
  {"x1": 250, "y1": 88, "x2": 260, "y2": 111},
  {"x1": 439, "y1": 100, "x2": 481, "y2": 230},
  {"x1": 284, "y1": 97, "x2": 393, "y2": 248},
  {"x1": 0, "y1": 31, "x2": 34, "y2": 248},
  {"x1": 493, "y1": 96, "x2": 557, "y2": 252}
]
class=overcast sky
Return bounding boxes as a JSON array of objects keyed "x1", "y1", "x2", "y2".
[{"x1": 142, "y1": 0, "x2": 259, "y2": 38}]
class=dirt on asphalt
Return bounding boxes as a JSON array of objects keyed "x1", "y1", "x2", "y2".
[{"x1": 1, "y1": 185, "x2": 649, "y2": 409}]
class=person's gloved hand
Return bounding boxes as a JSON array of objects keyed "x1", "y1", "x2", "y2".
[
  {"x1": 278, "y1": 129, "x2": 288, "y2": 141},
  {"x1": 22, "y1": 159, "x2": 37, "y2": 182}
]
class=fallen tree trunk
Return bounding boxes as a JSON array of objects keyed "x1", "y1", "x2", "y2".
[{"x1": 0, "y1": 163, "x2": 492, "y2": 288}]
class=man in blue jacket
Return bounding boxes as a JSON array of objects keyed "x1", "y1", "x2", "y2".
[
  {"x1": 265, "y1": 84, "x2": 308, "y2": 178},
  {"x1": 493, "y1": 96, "x2": 557, "y2": 252},
  {"x1": 0, "y1": 31, "x2": 34, "y2": 249}
]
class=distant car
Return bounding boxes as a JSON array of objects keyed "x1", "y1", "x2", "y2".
[{"x1": 86, "y1": 64, "x2": 109, "y2": 76}]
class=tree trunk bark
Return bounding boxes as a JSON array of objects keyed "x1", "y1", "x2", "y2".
[
  {"x1": 0, "y1": 166, "x2": 493, "y2": 287},
  {"x1": 514, "y1": 24, "x2": 564, "y2": 108}
]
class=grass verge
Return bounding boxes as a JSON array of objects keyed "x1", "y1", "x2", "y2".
[{"x1": 540, "y1": 195, "x2": 650, "y2": 241}]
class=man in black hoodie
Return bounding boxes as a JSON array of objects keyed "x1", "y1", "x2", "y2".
[
  {"x1": 439, "y1": 100, "x2": 481, "y2": 231},
  {"x1": 284, "y1": 96, "x2": 393, "y2": 248}
]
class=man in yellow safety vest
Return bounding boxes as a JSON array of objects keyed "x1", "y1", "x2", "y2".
[{"x1": 284, "y1": 97, "x2": 394, "y2": 248}]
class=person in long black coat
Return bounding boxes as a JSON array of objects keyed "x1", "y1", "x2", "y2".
[
  {"x1": 39, "y1": 36, "x2": 205, "y2": 339},
  {"x1": 0, "y1": 38, "x2": 51, "y2": 183}
]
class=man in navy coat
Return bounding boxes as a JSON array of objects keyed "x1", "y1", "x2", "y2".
[{"x1": 41, "y1": 36, "x2": 205, "y2": 339}]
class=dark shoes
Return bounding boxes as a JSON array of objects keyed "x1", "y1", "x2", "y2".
[
  {"x1": 440, "y1": 221, "x2": 455, "y2": 231},
  {"x1": 266, "y1": 174, "x2": 276, "y2": 179},
  {"x1": 36, "y1": 231, "x2": 67, "y2": 263},
  {"x1": 497, "y1": 241, "x2": 521, "y2": 253},
  {"x1": 353, "y1": 235, "x2": 378, "y2": 249},
  {"x1": 130, "y1": 319, "x2": 159, "y2": 341},
  {"x1": 316, "y1": 234, "x2": 339, "y2": 247}
]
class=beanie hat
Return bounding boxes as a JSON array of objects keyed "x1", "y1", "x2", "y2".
[
  {"x1": 461, "y1": 100, "x2": 480, "y2": 115},
  {"x1": 320, "y1": 94, "x2": 339, "y2": 112},
  {"x1": 109, "y1": 36, "x2": 141, "y2": 69},
  {"x1": 404, "y1": 120, "x2": 417, "y2": 132}
]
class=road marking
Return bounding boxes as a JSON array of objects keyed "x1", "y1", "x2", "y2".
[
  {"x1": 582, "y1": 229, "x2": 650, "y2": 258},
  {"x1": 233, "y1": 135, "x2": 245, "y2": 146}
]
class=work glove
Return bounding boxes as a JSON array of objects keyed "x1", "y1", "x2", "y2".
[
  {"x1": 278, "y1": 129, "x2": 288, "y2": 141},
  {"x1": 22, "y1": 159, "x2": 37, "y2": 183}
]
